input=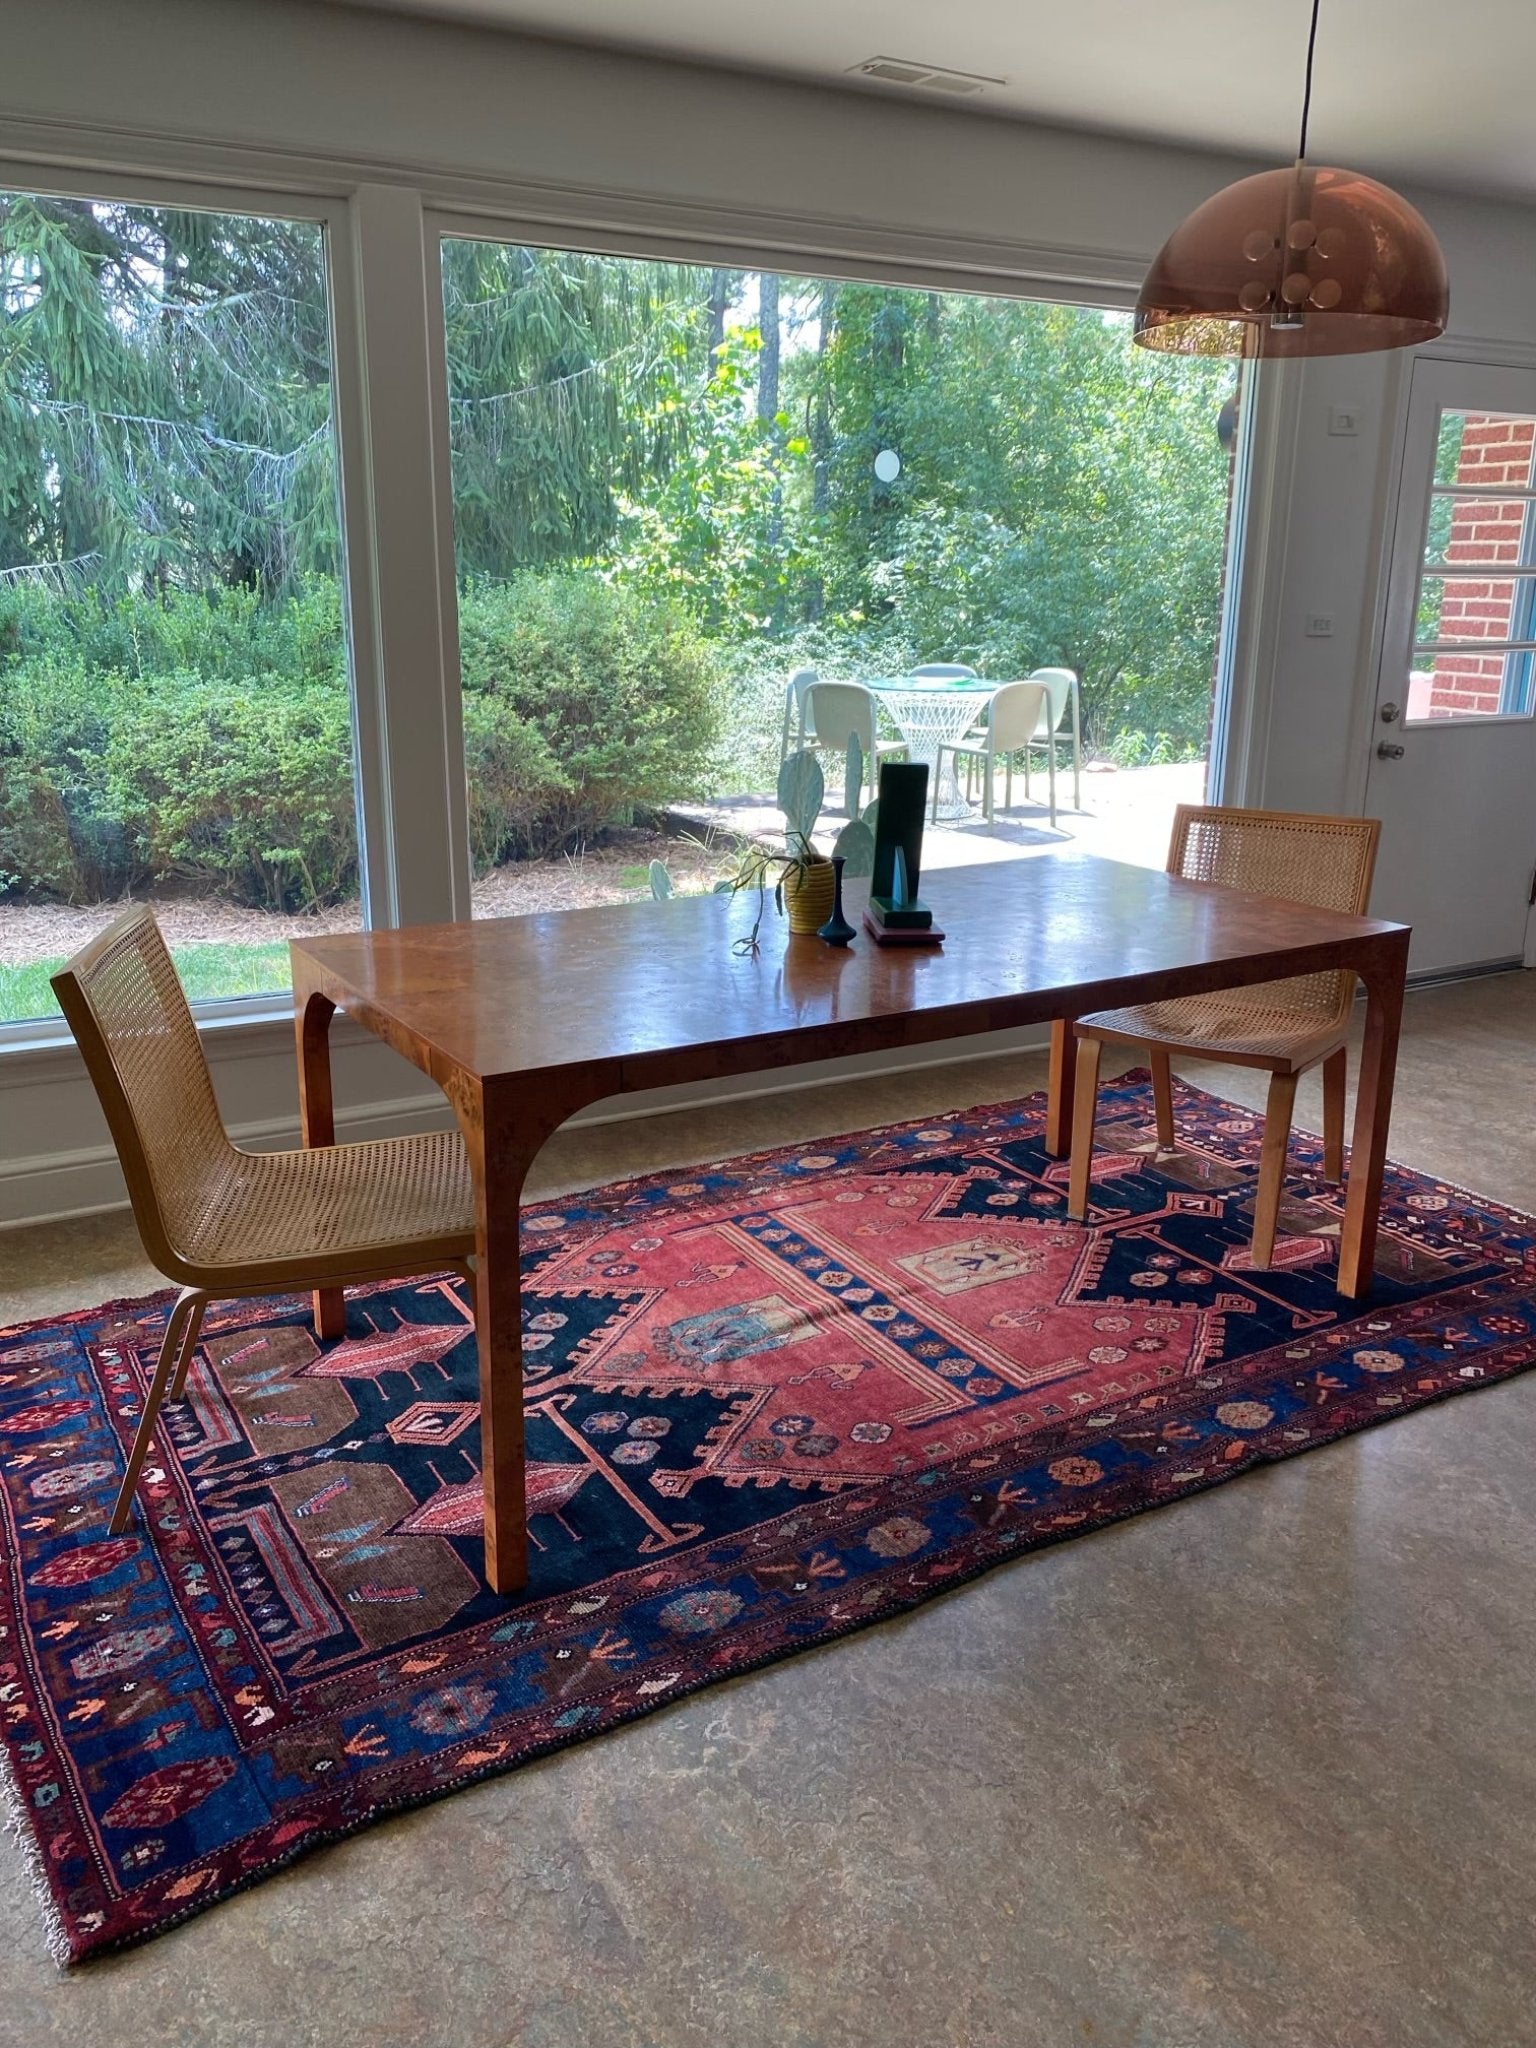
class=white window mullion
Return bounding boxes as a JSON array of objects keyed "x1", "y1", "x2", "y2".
[{"x1": 333, "y1": 182, "x2": 468, "y2": 929}]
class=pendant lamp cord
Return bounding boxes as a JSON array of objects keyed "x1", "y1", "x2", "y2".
[{"x1": 1297, "y1": 0, "x2": 1321, "y2": 160}]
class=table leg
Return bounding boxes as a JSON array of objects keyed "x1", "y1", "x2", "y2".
[
  {"x1": 1336, "y1": 938, "x2": 1410, "y2": 1299},
  {"x1": 1045, "y1": 1018, "x2": 1078, "y2": 1157},
  {"x1": 296, "y1": 989, "x2": 346, "y2": 1341},
  {"x1": 449, "y1": 1076, "x2": 549, "y2": 1598}
]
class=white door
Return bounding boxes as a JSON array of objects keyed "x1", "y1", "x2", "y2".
[{"x1": 1366, "y1": 357, "x2": 1536, "y2": 975}]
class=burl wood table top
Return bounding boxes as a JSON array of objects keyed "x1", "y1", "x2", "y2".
[{"x1": 291, "y1": 854, "x2": 1405, "y2": 1096}]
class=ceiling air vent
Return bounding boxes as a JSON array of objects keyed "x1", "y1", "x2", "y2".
[{"x1": 848, "y1": 57, "x2": 1004, "y2": 97}]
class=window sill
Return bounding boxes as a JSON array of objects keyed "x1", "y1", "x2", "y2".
[{"x1": 0, "y1": 995, "x2": 383, "y2": 1077}]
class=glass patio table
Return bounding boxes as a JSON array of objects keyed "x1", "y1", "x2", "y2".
[{"x1": 864, "y1": 676, "x2": 998, "y2": 819}]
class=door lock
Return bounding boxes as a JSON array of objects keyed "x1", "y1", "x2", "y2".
[
  {"x1": 1376, "y1": 741, "x2": 1405, "y2": 759},
  {"x1": 1379, "y1": 702, "x2": 1401, "y2": 723}
]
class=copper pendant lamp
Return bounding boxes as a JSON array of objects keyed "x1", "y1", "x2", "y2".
[{"x1": 1134, "y1": 0, "x2": 1449, "y2": 358}]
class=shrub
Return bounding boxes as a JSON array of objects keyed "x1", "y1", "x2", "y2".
[
  {"x1": 0, "y1": 578, "x2": 346, "y2": 693},
  {"x1": 98, "y1": 673, "x2": 359, "y2": 909},
  {"x1": 457, "y1": 570, "x2": 722, "y2": 864},
  {"x1": 0, "y1": 658, "x2": 357, "y2": 910},
  {"x1": 0, "y1": 657, "x2": 132, "y2": 902},
  {"x1": 0, "y1": 570, "x2": 725, "y2": 904}
]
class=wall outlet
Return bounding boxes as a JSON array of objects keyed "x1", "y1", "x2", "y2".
[
  {"x1": 1328, "y1": 406, "x2": 1360, "y2": 436},
  {"x1": 1305, "y1": 613, "x2": 1335, "y2": 637}
]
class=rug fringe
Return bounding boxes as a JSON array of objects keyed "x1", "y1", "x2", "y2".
[{"x1": 0, "y1": 1718, "x2": 73, "y2": 1967}]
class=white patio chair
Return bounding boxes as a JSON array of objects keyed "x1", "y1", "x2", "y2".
[
  {"x1": 800, "y1": 682, "x2": 906, "y2": 808},
  {"x1": 909, "y1": 662, "x2": 979, "y2": 679},
  {"x1": 1022, "y1": 668, "x2": 1082, "y2": 814},
  {"x1": 934, "y1": 681, "x2": 1050, "y2": 825},
  {"x1": 778, "y1": 666, "x2": 821, "y2": 769}
]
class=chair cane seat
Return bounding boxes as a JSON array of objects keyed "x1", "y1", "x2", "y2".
[
  {"x1": 1076, "y1": 992, "x2": 1348, "y2": 1073},
  {"x1": 175, "y1": 1129, "x2": 475, "y2": 1276}
]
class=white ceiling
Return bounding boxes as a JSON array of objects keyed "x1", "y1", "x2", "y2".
[{"x1": 325, "y1": 0, "x2": 1536, "y2": 200}]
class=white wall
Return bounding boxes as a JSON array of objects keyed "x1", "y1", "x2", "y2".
[{"x1": 3, "y1": 0, "x2": 1535, "y2": 1224}]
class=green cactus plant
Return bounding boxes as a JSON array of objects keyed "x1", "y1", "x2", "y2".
[
  {"x1": 777, "y1": 749, "x2": 824, "y2": 857},
  {"x1": 730, "y1": 747, "x2": 835, "y2": 953},
  {"x1": 832, "y1": 806, "x2": 877, "y2": 878},
  {"x1": 843, "y1": 733, "x2": 863, "y2": 821}
]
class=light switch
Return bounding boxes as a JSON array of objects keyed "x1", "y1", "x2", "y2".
[
  {"x1": 1328, "y1": 407, "x2": 1360, "y2": 436},
  {"x1": 1305, "y1": 613, "x2": 1335, "y2": 637}
]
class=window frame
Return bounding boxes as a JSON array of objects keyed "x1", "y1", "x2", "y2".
[
  {"x1": 0, "y1": 149, "x2": 1259, "y2": 1058},
  {"x1": 0, "y1": 165, "x2": 460, "y2": 1053},
  {"x1": 1407, "y1": 404, "x2": 1536, "y2": 725},
  {"x1": 426, "y1": 203, "x2": 1256, "y2": 879}
]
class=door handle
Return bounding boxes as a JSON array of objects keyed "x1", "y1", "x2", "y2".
[{"x1": 1376, "y1": 742, "x2": 1405, "y2": 759}]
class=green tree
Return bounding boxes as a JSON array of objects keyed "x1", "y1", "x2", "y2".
[
  {"x1": 781, "y1": 287, "x2": 1235, "y2": 751},
  {"x1": 441, "y1": 240, "x2": 720, "y2": 575},
  {"x1": 0, "y1": 194, "x2": 336, "y2": 591}
]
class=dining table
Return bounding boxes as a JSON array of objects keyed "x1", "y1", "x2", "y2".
[
  {"x1": 290, "y1": 853, "x2": 1410, "y2": 1595},
  {"x1": 863, "y1": 675, "x2": 998, "y2": 818}
]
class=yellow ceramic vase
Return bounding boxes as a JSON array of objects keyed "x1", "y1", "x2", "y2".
[{"x1": 782, "y1": 859, "x2": 836, "y2": 935}]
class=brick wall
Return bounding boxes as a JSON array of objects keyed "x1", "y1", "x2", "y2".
[{"x1": 1424, "y1": 414, "x2": 1536, "y2": 717}]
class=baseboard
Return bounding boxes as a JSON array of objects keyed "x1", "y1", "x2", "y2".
[
  {"x1": 0, "y1": 1094, "x2": 457, "y2": 1231},
  {"x1": 0, "y1": 1026, "x2": 1050, "y2": 1231}
]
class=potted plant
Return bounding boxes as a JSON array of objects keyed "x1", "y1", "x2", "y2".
[{"x1": 731, "y1": 744, "x2": 877, "y2": 953}]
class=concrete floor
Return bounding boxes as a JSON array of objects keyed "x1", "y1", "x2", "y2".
[{"x1": 2, "y1": 974, "x2": 1535, "y2": 2047}]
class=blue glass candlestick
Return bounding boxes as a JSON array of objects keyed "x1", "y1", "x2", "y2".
[{"x1": 818, "y1": 855, "x2": 856, "y2": 946}]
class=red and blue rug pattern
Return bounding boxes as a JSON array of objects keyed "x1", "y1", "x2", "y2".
[{"x1": 3, "y1": 1073, "x2": 1535, "y2": 1961}]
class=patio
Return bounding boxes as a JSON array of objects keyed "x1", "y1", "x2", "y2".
[{"x1": 676, "y1": 757, "x2": 1208, "y2": 878}]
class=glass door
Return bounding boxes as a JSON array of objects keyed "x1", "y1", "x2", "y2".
[{"x1": 1366, "y1": 357, "x2": 1536, "y2": 974}]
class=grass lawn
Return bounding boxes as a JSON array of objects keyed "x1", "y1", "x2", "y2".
[{"x1": 0, "y1": 941, "x2": 293, "y2": 1026}]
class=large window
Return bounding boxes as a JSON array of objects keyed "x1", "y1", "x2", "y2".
[
  {"x1": 438, "y1": 239, "x2": 1239, "y2": 911},
  {"x1": 1410, "y1": 407, "x2": 1536, "y2": 721},
  {"x1": 0, "y1": 189, "x2": 360, "y2": 1025}
]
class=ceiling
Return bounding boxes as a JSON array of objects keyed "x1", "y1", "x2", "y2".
[{"x1": 324, "y1": 0, "x2": 1536, "y2": 200}]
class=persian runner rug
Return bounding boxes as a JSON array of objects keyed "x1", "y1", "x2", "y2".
[{"x1": 3, "y1": 1073, "x2": 1533, "y2": 1962}]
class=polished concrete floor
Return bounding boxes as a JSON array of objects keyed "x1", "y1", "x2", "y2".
[{"x1": 2, "y1": 975, "x2": 1535, "y2": 2047}]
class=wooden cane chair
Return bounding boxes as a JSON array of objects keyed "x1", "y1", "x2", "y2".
[
  {"x1": 51, "y1": 907, "x2": 475, "y2": 1535},
  {"x1": 1067, "y1": 806, "x2": 1381, "y2": 1267}
]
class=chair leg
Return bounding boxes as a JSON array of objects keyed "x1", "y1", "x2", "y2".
[
  {"x1": 1005, "y1": 757, "x2": 1012, "y2": 813},
  {"x1": 1071, "y1": 683, "x2": 1082, "y2": 811},
  {"x1": 1047, "y1": 734, "x2": 1057, "y2": 827},
  {"x1": 1150, "y1": 1049, "x2": 1176, "y2": 1148},
  {"x1": 1322, "y1": 1047, "x2": 1347, "y2": 1181},
  {"x1": 983, "y1": 750, "x2": 995, "y2": 825},
  {"x1": 110, "y1": 1288, "x2": 204, "y2": 1535},
  {"x1": 1250, "y1": 1071, "x2": 1299, "y2": 1269},
  {"x1": 1067, "y1": 1036, "x2": 1103, "y2": 1221},
  {"x1": 168, "y1": 1294, "x2": 208, "y2": 1402},
  {"x1": 931, "y1": 751, "x2": 943, "y2": 824}
]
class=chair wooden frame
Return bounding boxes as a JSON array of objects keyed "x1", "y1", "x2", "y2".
[
  {"x1": 51, "y1": 907, "x2": 474, "y2": 1535},
  {"x1": 1066, "y1": 805, "x2": 1382, "y2": 1268}
]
